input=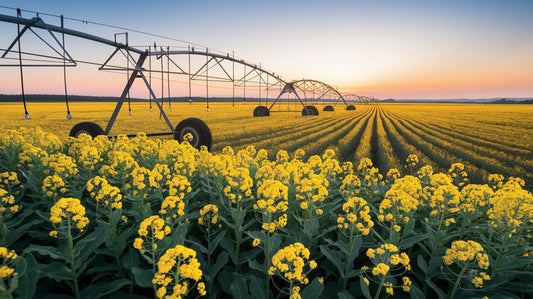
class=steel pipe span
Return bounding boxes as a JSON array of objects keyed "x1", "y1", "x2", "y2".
[{"x1": 0, "y1": 10, "x2": 366, "y2": 137}]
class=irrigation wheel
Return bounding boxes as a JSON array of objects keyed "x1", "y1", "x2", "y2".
[
  {"x1": 323, "y1": 105, "x2": 334, "y2": 111},
  {"x1": 253, "y1": 106, "x2": 270, "y2": 117},
  {"x1": 69, "y1": 122, "x2": 105, "y2": 138},
  {"x1": 346, "y1": 105, "x2": 356, "y2": 110},
  {"x1": 302, "y1": 105, "x2": 319, "y2": 116},
  {"x1": 174, "y1": 118, "x2": 213, "y2": 150}
]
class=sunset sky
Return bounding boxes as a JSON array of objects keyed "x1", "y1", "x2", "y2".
[{"x1": 0, "y1": 0, "x2": 532, "y2": 100}]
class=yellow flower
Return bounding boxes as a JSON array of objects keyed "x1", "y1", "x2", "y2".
[
  {"x1": 154, "y1": 245, "x2": 204, "y2": 298},
  {"x1": 384, "y1": 282, "x2": 394, "y2": 295},
  {"x1": 253, "y1": 239, "x2": 261, "y2": 247},
  {"x1": 472, "y1": 276, "x2": 483, "y2": 288},
  {"x1": 135, "y1": 215, "x2": 171, "y2": 254},
  {"x1": 270, "y1": 243, "x2": 314, "y2": 285},
  {"x1": 255, "y1": 180, "x2": 289, "y2": 233},
  {"x1": 372, "y1": 263, "x2": 390, "y2": 276},
  {"x1": 49, "y1": 197, "x2": 89, "y2": 237},
  {"x1": 197, "y1": 282, "x2": 206, "y2": 296},
  {"x1": 402, "y1": 277, "x2": 411, "y2": 292}
]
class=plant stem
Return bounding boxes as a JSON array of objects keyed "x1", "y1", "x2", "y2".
[
  {"x1": 265, "y1": 228, "x2": 271, "y2": 298},
  {"x1": 449, "y1": 263, "x2": 468, "y2": 299},
  {"x1": 342, "y1": 228, "x2": 354, "y2": 290},
  {"x1": 373, "y1": 275, "x2": 385, "y2": 299},
  {"x1": 67, "y1": 218, "x2": 81, "y2": 299}
]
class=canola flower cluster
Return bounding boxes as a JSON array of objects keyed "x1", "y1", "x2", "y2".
[
  {"x1": 362, "y1": 243, "x2": 411, "y2": 295},
  {"x1": 443, "y1": 240, "x2": 491, "y2": 288},
  {"x1": 152, "y1": 244, "x2": 205, "y2": 298},
  {"x1": 49, "y1": 197, "x2": 89, "y2": 238},
  {"x1": 0, "y1": 187, "x2": 19, "y2": 219},
  {"x1": 198, "y1": 204, "x2": 220, "y2": 230},
  {"x1": 0, "y1": 246, "x2": 18, "y2": 279},
  {"x1": 268, "y1": 242, "x2": 316, "y2": 298},
  {"x1": 254, "y1": 179, "x2": 289, "y2": 233},
  {"x1": 134, "y1": 215, "x2": 171, "y2": 254},
  {"x1": 337, "y1": 196, "x2": 373, "y2": 236},
  {"x1": 86, "y1": 176, "x2": 123, "y2": 218}
]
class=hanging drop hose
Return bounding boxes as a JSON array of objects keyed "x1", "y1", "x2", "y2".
[
  {"x1": 188, "y1": 45, "x2": 192, "y2": 105},
  {"x1": 232, "y1": 51, "x2": 235, "y2": 109},
  {"x1": 148, "y1": 45, "x2": 152, "y2": 112},
  {"x1": 266, "y1": 75, "x2": 269, "y2": 108},
  {"x1": 167, "y1": 46, "x2": 171, "y2": 111},
  {"x1": 206, "y1": 48, "x2": 209, "y2": 112},
  {"x1": 243, "y1": 64, "x2": 246, "y2": 105},
  {"x1": 125, "y1": 33, "x2": 131, "y2": 116},
  {"x1": 258, "y1": 68, "x2": 261, "y2": 106},
  {"x1": 61, "y1": 15, "x2": 72, "y2": 119},
  {"x1": 16, "y1": 9, "x2": 29, "y2": 120}
]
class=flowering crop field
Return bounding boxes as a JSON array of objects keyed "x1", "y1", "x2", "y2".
[
  {"x1": 1, "y1": 102, "x2": 532, "y2": 188},
  {"x1": 0, "y1": 102, "x2": 531, "y2": 298}
]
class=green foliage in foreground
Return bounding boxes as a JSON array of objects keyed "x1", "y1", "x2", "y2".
[{"x1": 0, "y1": 127, "x2": 531, "y2": 298}]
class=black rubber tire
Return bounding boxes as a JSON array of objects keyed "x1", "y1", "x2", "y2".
[
  {"x1": 302, "y1": 105, "x2": 319, "y2": 116},
  {"x1": 174, "y1": 117, "x2": 212, "y2": 150},
  {"x1": 346, "y1": 105, "x2": 356, "y2": 110},
  {"x1": 309, "y1": 105, "x2": 319, "y2": 115},
  {"x1": 69, "y1": 122, "x2": 105, "y2": 138},
  {"x1": 323, "y1": 105, "x2": 334, "y2": 111},
  {"x1": 253, "y1": 106, "x2": 270, "y2": 117}
]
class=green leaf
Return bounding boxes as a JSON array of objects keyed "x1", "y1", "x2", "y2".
[
  {"x1": 399, "y1": 234, "x2": 428, "y2": 249},
  {"x1": 80, "y1": 278, "x2": 130, "y2": 299},
  {"x1": 121, "y1": 247, "x2": 140, "y2": 271},
  {"x1": 14, "y1": 253, "x2": 39, "y2": 299},
  {"x1": 320, "y1": 245, "x2": 344, "y2": 276},
  {"x1": 24, "y1": 244, "x2": 65, "y2": 261},
  {"x1": 6, "y1": 217, "x2": 42, "y2": 247},
  {"x1": 38, "y1": 262, "x2": 73, "y2": 282},
  {"x1": 74, "y1": 223, "x2": 108, "y2": 269},
  {"x1": 301, "y1": 277, "x2": 324, "y2": 299},
  {"x1": 348, "y1": 235, "x2": 362, "y2": 262},
  {"x1": 132, "y1": 267, "x2": 154, "y2": 288},
  {"x1": 220, "y1": 236, "x2": 237, "y2": 265},
  {"x1": 337, "y1": 290, "x2": 355, "y2": 299},
  {"x1": 409, "y1": 281, "x2": 426, "y2": 299},
  {"x1": 248, "y1": 276, "x2": 265, "y2": 299},
  {"x1": 238, "y1": 248, "x2": 261, "y2": 265},
  {"x1": 425, "y1": 279, "x2": 445, "y2": 299},
  {"x1": 417, "y1": 255, "x2": 428, "y2": 274},
  {"x1": 359, "y1": 277, "x2": 371, "y2": 299},
  {"x1": 208, "y1": 251, "x2": 229, "y2": 279},
  {"x1": 210, "y1": 230, "x2": 227, "y2": 255},
  {"x1": 111, "y1": 209, "x2": 123, "y2": 227},
  {"x1": 229, "y1": 275, "x2": 249, "y2": 299}
]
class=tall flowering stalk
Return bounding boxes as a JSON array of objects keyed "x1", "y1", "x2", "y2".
[
  {"x1": 268, "y1": 243, "x2": 316, "y2": 299},
  {"x1": 152, "y1": 245, "x2": 206, "y2": 298},
  {"x1": 49, "y1": 197, "x2": 90, "y2": 299},
  {"x1": 0, "y1": 246, "x2": 19, "y2": 298},
  {"x1": 133, "y1": 215, "x2": 172, "y2": 286},
  {"x1": 86, "y1": 176, "x2": 124, "y2": 274},
  {"x1": 442, "y1": 240, "x2": 490, "y2": 298},
  {"x1": 376, "y1": 176, "x2": 421, "y2": 242},
  {"x1": 360, "y1": 243, "x2": 411, "y2": 298},
  {"x1": 253, "y1": 179, "x2": 289, "y2": 295},
  {"x1": 336, "y1": 196, "x2": 374, "y2": 289},
  {"x1": 0, "y1": 188, "x2": 20, "y2": 244}
]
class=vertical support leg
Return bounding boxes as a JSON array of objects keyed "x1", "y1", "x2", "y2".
[{"x1": 105, "y1": 52, "x2": 148, "y2": 135}]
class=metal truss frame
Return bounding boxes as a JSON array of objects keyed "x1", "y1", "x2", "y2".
[{"x1": 0, "y1": 11, "x2": 359, "y2": 134}]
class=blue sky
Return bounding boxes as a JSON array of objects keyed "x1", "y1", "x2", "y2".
[{"x1": 0, "y1": 0, "x2": 532, "y2": 99}]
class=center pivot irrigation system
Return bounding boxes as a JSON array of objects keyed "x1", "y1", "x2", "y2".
[{"x1": 0, "y1": 8, "x2": 370, "y2": 149}]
